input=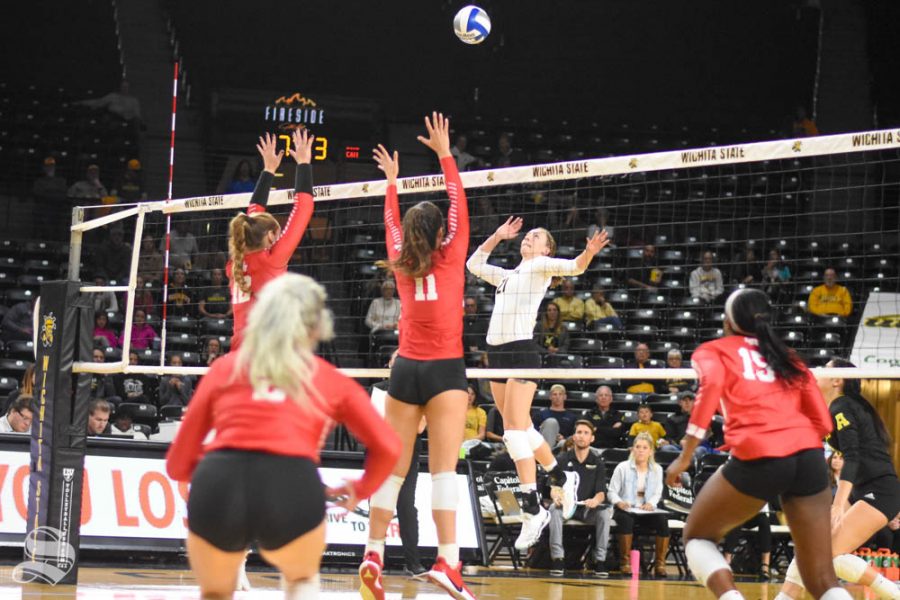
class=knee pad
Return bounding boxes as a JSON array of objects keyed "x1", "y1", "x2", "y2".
[
  {"x1": 431, "y1": 472, "x2": 458, "y2": 511},
  {"x1": 282, "y1": 574, "x2": 319, "y2": 600},
  {"x1": 833, "y1": 553, "x2": 868, "y2": 583},
  {"x1": 527, "y1": 427, "x2": 545, "y2": 451},
  {"x1": 685, "y1": 539, "x2": 731, "y2": 586},
  {"x1": 503, "y1": 430, "x2": 534, "y2": 462},
  {"x1": 369, "y1": 474, "x2": 404, "y2": 512},
  {"x1": 784, "y1": 558, "x2": 804, "y2": 588}
]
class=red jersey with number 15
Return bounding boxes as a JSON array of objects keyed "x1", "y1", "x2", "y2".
[
  {"x1": 686, "y1": 335, "x2": 832, "y2": 460},
  {"x1": 384, "y1": 156, "x2": 469, "y2": 360}
]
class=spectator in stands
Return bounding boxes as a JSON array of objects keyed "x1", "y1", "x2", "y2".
[
  {"x1": 87, "y1": 399, "x2": 112, "y2": 436},
  {"x1": 535, "y1": 302, "x2": 569, "y2": 355},
  {"x1": 67, "y1": 164, "x2": 108, "y2": 200},
  {"x1": 138, "y1": 235, "x2": 164, "y2": 284},
  {"x1": 92, "y1": 275, "x2": 119, "y2": 314},
  {"x1": 464, "y1": 383, "x2": 487, "y2": 441},
  {"x1": 165, "y1": 220, "x2": 199, "y2": 270},
  {"x1": 33, "y1": 156, "x2": 67, "y2": 199},
  {"x1": 5, "y1": 364, "x2": 34, "y2": 412},
  {"x1": 110, "y1": 404, "x2": 148, "y2": 440},
  {"x1": 827, "y1": 452, "x2": 844, "y2": 496},
  {"x1": 732, "y1": 246, "x2": 762, "y2": 286},
  {"x1": 95, "y1": 226, "x2": 132, "y2": 282},
  {"x1": 492, "y1": 133, "x2": 523, "y2": 168},
  {"x1": 659, "y1": 392, "x2": 707, "y2": 459},
  {"x1": 625, "y1": 343, "x2": 661, "y2": 394},
  {"x1": 450, "y1": 134, "x2": 481, "y2": 171},
  {"x1": 608, "y1": 432, "x2": 671, "y2": 576},
  {"x1": 761, "y1": 249, "x2": 791, "y2": 299},
  {"x1": 555, "y1": 278, "x2": 584, "y2": 323},
  {"x1": 584, "y1": 286, "x2": 623, "y2": 329},
  {"x1": 364, "y1": 279, "x2": 401, "y2": 333},
  {"x1": 628, "y1": 404, "x2": 666, "y2": 446},
  {"x1": 808, "y1": 268, "x2": 853, "y2": 317},
  {"x1": 792, "y1": 105, "x2": 819, "y2": 137},
  {"x1": 166, "y1": 268, "x2": 193, "y2": 317},
  {"x1": 462, "y1": 296, "x2": 488, "y2": 353},
  {"x1": 626, "y1": 244, "x2": 663, "y2": 291},
  {"x1": 78, "y1": 81, "x2": 142, "y2": 123},
  {"x1": 0, "y1": 395, "x2": 34, "y2": 433},
  {"x1": 664, "y1": 349, "x2": 692, "y2": 393},
  {"x1": 583, "y1": 385, "x2": 625, "y2": 449},
  {"x1": 129, "y1": 275, "x2": 156, "y2": 317},
  {"x1": 548, "y1": 420, "x2": 613, "y2": 578},
  {"x1": 485, "y1": 406, "x2": 504, "y2": 443},
  {"x1": 722, "y1": 514, "x2": 773, "y2": 580},
  {"x1": 203, "y1": 338, "x2": 223, "y2": 366},
  {"x1": 119, "y1": 309, "x2": 157, "y2": 350},
  {"x1": 93, "y1": 312, "x2": 118, "y2": 348},
  {"x1": 534, "y1": 384, "x2": 577, "y2": 447},
  {"x1": 1, "y1": 298, "x2": 35, "y2": 343},
  {"x1": 114, "y1": 352, "x2": 154, "y2": 406},
  {"x1": 198, "y1": 268, "x2": 232, "y2": 319},
  {"x1": 159, "y1": 354, "x2": 194, "y2": 407},
  {"x1": 32, "y1": 156, "x2": 68, "y2": 239},
  {"x1": 226, "y1": 159, "x2": 256, "y2": 194},
  {"x1": 689, "y1": 251, "x2": 724, "y2": 303},
  {"x1": 113, "y1": 159, "x2": 145, "y2": 202},
  {"x1": 89, "y1": 348, "x2": 119, "y2": 402}
]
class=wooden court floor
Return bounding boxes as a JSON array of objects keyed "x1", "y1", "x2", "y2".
[{"x1": 0, "y1": 566, "x2": 874, "y2": 599}]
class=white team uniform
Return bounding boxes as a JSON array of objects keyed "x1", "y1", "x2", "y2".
[{"x1": 466, "y1": 249, "x2": 583, "y2": 346}]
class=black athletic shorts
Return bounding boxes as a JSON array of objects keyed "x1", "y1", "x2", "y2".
[
  {"x1": 187, "y1": 449, "x2": 325, "y2": 552},
  {"x1": 721, "y1": 448, "x2": 830, "y2": 501},
  {"x1": 852, "y1": 475, "x2": 900, "y2": 521},
  {"x1": 387, "y1": 356, "x2": 468, "y2": 406},
  {"x1": 487, "y1": 339, "x2": 542, "y2": 383}
]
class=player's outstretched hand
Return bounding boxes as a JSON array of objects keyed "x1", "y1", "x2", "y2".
[
  {"x1": 373, "y1": 144, "x2": 399, "y2": 185},
  {"x1": 292, "y1": 128, "x2": 315, "y2": 165},
  {"x1": 417, "y1": 111, "x2": 452, "y2": 159},
  {"x1": 585, "y1": 229, "x2": 610, "y2": 256},
  {"x1": 665, "y1": 455, "x2": 691, "y2": 487},
  {"x1": 256, "y1": 133, "x2": 284, "y2": 174},
  {"x1": 494, "y1": 216, "x2": 523, "y2": 241},
  {"x1": 326, "y1": 481, "x2": 361, "y2": 513}
]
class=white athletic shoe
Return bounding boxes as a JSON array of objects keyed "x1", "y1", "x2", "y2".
[
  {"x1": 514, "y1": 506, "x2": 551, "y2": 551},
  {"x1": 235, "y1": 553, "x2": 251, "y2": 591},
  {"x1": 560, "y1": 471, "x2": 579, "y2": 520}
]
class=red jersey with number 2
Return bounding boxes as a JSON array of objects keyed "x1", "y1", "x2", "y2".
[
  {"x1": 686, "y1": 335, "x2": 832, "y2": 460},
  {"x1": 384, "y1": 156, "x2": 469, "y2": 360}
]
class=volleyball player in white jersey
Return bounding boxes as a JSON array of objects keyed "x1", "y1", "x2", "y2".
[{"x1": 466, "y1": 217, "x2": 608, "y2": 548}]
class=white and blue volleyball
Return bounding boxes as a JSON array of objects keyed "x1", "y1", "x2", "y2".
[{"x1": 453, "y1": 5, "x2": 491, "y2": 45}]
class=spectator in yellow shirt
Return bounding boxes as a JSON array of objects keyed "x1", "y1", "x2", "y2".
[
  {"x1": 464, "y1": 383, "x2": 487, "y2": 441},
  {"x1": 626, "y1": 343, "x2": 662, "y2": 395},
  {"x1": 628, "y1": 404, "x2": 666, "y2": 446},
  {"x1": 584, "y1": 286, "x2": 623, "y2": 329},
  {"x1": 808, "y1": 268, "x2": 852, "y2": 317},
  {"x1": 554, "y1": 278, "x2": 584, "y2": 323}
]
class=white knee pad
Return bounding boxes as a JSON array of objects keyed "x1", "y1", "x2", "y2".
[
  {"x1": 503, "y1": 430, "x2": 534, "y2": 462},
  {"x1": 369, "y1": 474, "x2": 404, "y2": 512},
  {"x1": 527, "y1": 427, "x2": 545, "y2": 451},
  {"x1": 685, "y1": 539, "x2": 731, "y2": 586},
  {"x1": 833, "y1": 554, "x2": 868, "y2": 583},
  {"x1": 282, "y1": 574, "x2": 319, "y2": 600},
  {"x1": 784, "y1": 558, "x2": 805, "y2": 588},
  {"x1": 431, "y1": 471, "x2": 458, "y2": 511}
]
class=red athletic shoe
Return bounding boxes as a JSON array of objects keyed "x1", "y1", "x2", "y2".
[
  {"x1": 358, "y1": 551, "x2": 385, "y2": 600},
  {"x1": 426, "y1": 556, "x2": 477, "y2": 600}
]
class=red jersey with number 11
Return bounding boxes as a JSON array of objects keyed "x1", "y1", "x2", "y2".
[
  {"x1": 384, "y1": 156, "x2": 469, "y2": 360},
  {"x1": 687, "y1": 335, "x2": 832, "y2": 460}
]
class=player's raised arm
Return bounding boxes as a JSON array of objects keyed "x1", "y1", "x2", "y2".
[
  {"x1": 247, "y1": 133, "x2": 283, "y2": 214},
  {"x1": 373, "y1": 144, "x2": 402, "y2": 260}
]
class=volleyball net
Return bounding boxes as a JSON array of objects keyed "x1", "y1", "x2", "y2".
[{"x1": 69, "y1": 128, "x2": 900, "y2": 392}]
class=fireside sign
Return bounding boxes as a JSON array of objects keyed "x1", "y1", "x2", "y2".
[{"x1": 264, "y1": 92, "x2": 326, "y2": 129}]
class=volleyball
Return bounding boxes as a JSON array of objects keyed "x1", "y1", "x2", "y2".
[{"x1": 453, "y1": 5, "x2": 491, "y2": 45}]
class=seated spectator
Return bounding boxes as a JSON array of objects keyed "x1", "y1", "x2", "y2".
[
  {"x1": 547, "y1": 420, "x2": 613, "y2": 578},
  {"x1": 792, "y1": 105, "x2": 819, "y2": 137},
  {"x1": 723, "y1": 513, "x2": 772, "y2": 580},
  {"x1": 1, "y1": 299, "x2": 35, "y2": 343},
  {"x1": 0, "y1": 395, "x2": 34, "y2": 433},
  {"x1": 731, "y1": 247, "x2": 761, "y2": 285},
  {"x1": 67, "y1": 164, "x2": 108, "y2": 200},
  {"x1": 87, "y1": 399, "x2": 112, "y2": 436},
  {"x1": 137, "y1": 235, "x2": 164, "y2": 284},
  {"x1": 198, "y1": 268, "x2": 232, "y2": 319},
  {"x1": 129, "y1": 275, "x2": 156, "y2": 317},
  {"x1": 626, "y1": 244, "x2": 663, "y2": 291},
  {"x1": 365, "y1": 279, "x2": 401, "y2": 333},
  {"x1": 112, "y1": 159, "x2": 145, "y2": 202},
  {"x1": 607, "y1": 432, "x2": 670, "y2": 576},
  {"x1": 807, "y1": 268, "x2": 852, "y2": 317},
  {"x1": 583, "y1": 385, "x2": 625, "y2": 449},
  {"x1": 689, "y1": 251, "x2": 724, "y2": 303},
  {"x1": 450, "y1": 134, "x2": 481, "y2": 171},
  {"x1": 462, "y1": 296, "x2": 488, "y2": 353},
  {"x1": 664, "y1": 349, "x2": 692, "y2": 393},
  {"x1": 33, "y1": 156, "x2": 67, "y2": 199},
  {"x1": 485, "y1": 405, "x2": 504, "y2": 443},
  {"x1": 159, "y1": 354, "x2": 194, "y2": 407},
  {"x1": 827, "y1": 452, "x2": 843, "y2": 497},
  {"x1": 554, "y1": 278, "x2": 584, "y2": 323},
  {"x1": 535, "y1": 302, "x2": 569, "y2": 355},
  {"x1": 226, "y1": 159, "x2": 256, "y2": 194},
  {"x1": 203, "y1": 338, "x2": 223, "y2": 366},
  {"x1": 92, "y1": 275, "x2": 119, "y2": 313},
  {"x1": 110, "y1": 405, "x2": 148, "y2": 440},
  {"x1": 625, "y1": 343, "x2": 662, "y2": 394},
  {"x1": 6, "y1": 364, "x2": 35, "y2": 412},
  {"x1": 118, "y1": 310, "x2": 157, "y2": 350},
  {"x1": 659, "y1": 392, "x2": 706, "y2": 458},
  {"x1": 78, "y1": 81, "x2": 142, "y2": 123},
  {"x1": 627, "y1": 404, "x2": 666, "y2": 446},
  {"x1": 761, "y1": 249, "x2": 791, "y2": 300},
  {"x1": 464, "y1": 383, "x2": 487, "y2": 441},
  {"x1": 534, "y1": 384, "x2": 577, "y2": 447},
  {"x1": 584, "y1": 286, "x2": 623, "y2": 329},
  {"x1": 164, "y1": 221, "x2": 199, "y2": 270},
  {"x1": 492, "y1": 133, "x2": 523, "y2": 168},
  {"x1": 89, "y1": 348, "x2": 119, "y2": 403},
  {"x1": 93, "y1": 311, "x2": 118, "y2": 347},
  {"x1": 166, "y1": 268, "x2": 194, "y2": 317},
  {"x1": 114, "y1": 352, "x2": 155, "y2": 406}
]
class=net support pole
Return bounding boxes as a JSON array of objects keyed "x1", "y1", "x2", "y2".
[
  {"x1": 66, "y1": 206, "x2": 85, "y2": 281},
  {"x1": 159, "y1": 60, "x2": 179, "y2": 367},
  {"x1": 119, "y1": 207, "x2": 147, "y2": 369}
]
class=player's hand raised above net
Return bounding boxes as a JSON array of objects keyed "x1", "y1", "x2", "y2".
[
  {"x1": 256, "y1": 132, "x2": 284, "y2": 174},
  {"x1": 291, "y1": 128, "x2": 315, "y2": 165},
  {"x1": 416, "y1": 111, "x2": 452, "y2": 159},
  {"x1": 493, "y1": 216, "x2": 523, "y2": 241},
  {"x1": 585, "y1": 229, "x2": 610, "y2": 256},
  {"x1": 372, "y1": 144, "x2": 399, "y2": 185}
]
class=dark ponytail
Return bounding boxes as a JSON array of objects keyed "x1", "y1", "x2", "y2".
[
  {"x1": 726, "y1": 288, "x2": 805, "y2": 383},
  {"x1": 378, "y1": 201, "x2": 444, "y2": 279},
  {"x1": 830, "y1": 357, "x2": 892, "y2": 448}
]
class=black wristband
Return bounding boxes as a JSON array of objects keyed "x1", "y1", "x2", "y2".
[
  {"x1": 250, "y1": 171, "x2": 275, "y2": 208},
  {"x1": 294, "y1": 163, "x2": 313, "y2": 195}
]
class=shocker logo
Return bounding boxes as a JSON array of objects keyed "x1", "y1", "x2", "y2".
[{"x1": 40, "y1": 313, "x2": 57, "y2": 348}]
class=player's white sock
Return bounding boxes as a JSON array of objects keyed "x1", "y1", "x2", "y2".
[
  {"x1": 719, "y1": 590, "x2": 745, "y2": 600},
  {"x1": 438, "y1": 543, "x2": 459, "y2": 566},
  {"x1": 365, "y1": 538, "x2": 385, "y2": 562}
]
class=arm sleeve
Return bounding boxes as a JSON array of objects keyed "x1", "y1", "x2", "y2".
[
  {"x1": 438, "y1": 156, "x2": 469, "y2": 258},
  {"x1": 268, "y1": 190, "x2": 314, "y2": 268},
  {"x1": 384, "y1": 184, "x2": 402, "y2": 261},
  {"x1": 799, "y1": 368, "x2": 833, "y2": 440},
  {"x1": 607, "y1": 463, "x2": 624, "y2": 505},
  {"x1": 466, "y1": 248, "x2": 509, "y2": 287},
  {"x1": 336, "y1": 380, "x2": 402, "y2": 499},
  {"x1": 247, "y1": 171, "x2": 275, "y2": 214},
  {"x1": 535, "y1": 256, "x2": 585, "y2": 277},
  {"x1": 165, "y1": 366, "x2": 218, "y2": 481},
  {"x1": 833, "y1": 403, "x2": 861, "y2": 484},
  {"x1": 686, "y1": 347, "x2": 724, "y2": 440}
]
